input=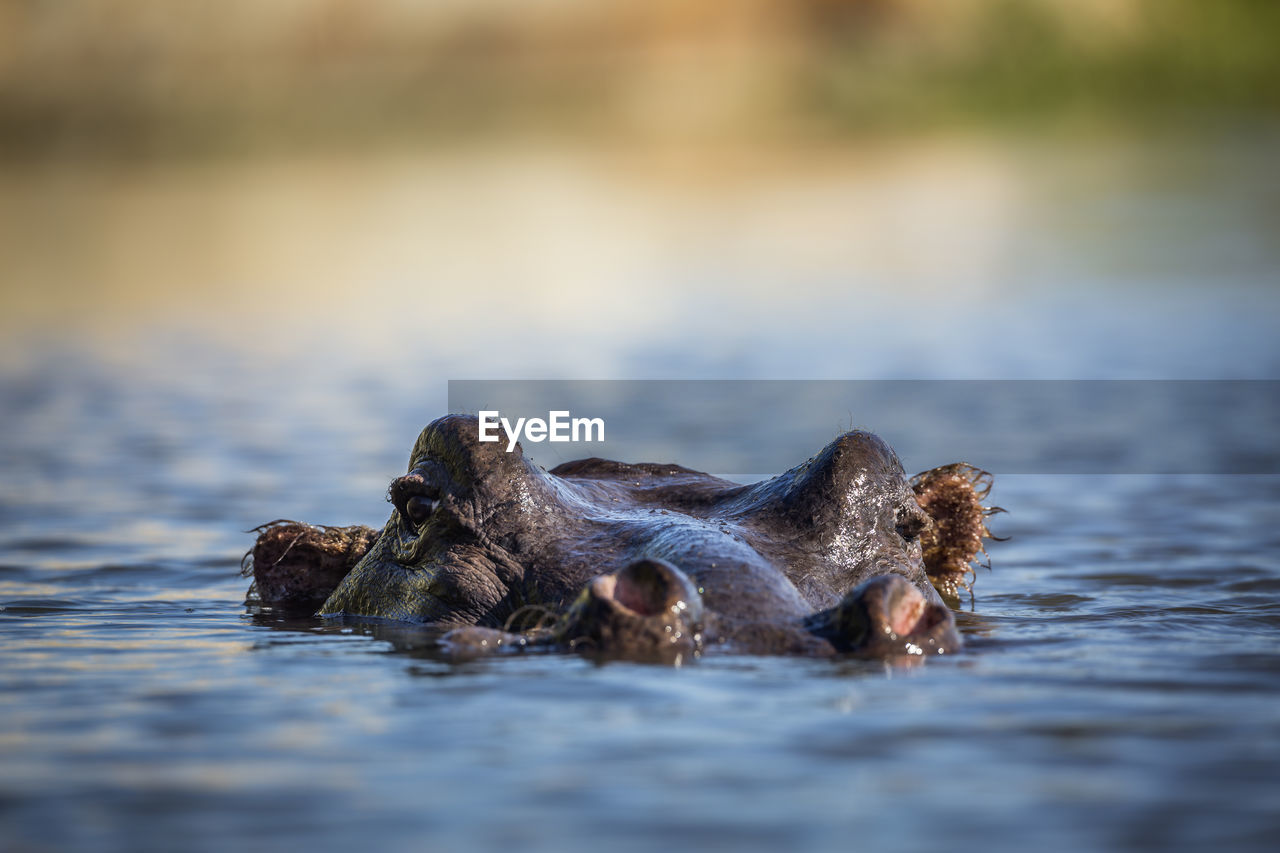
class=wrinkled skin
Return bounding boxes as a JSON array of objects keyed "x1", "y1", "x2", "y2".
[{"x1": 248, "y1": 414, "x2": 998, "y2": 662}]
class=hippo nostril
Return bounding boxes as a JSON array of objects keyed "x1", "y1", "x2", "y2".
[
  {"x1": 887, "y1": 583, "x2": 927, "y2": 636},
  {"x1": 895, "y1": 504, "x2": 928, "y2": 543},
  {"x1": 919, "y1": 603, "x2": 951, "y2": 633},
  {"x1": 598, "y1": 558, "x2": 703, "y2": 622},
  {"x1": 613, "y1": 560, "x2": 670, "y2": 616}
]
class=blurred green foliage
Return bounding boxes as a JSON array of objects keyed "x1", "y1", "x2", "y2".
[
  {"x1": 0, "y1": 0, "x2": 1276, "y2": 158},
  {"x1": 807, "y1": 0, "x2": 1280, "y2": 129}
]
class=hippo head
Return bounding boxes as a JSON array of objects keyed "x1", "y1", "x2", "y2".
[
  {"x1": 318, "y1": 414, "x2": 572, "y2": 624},
  {"x1": 255, "y1": 414, "x2": 998, "y2": 660}
]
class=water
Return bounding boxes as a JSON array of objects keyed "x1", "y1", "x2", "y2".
[
  {"x1": 2, "y1": 349, "x2": 1277, "y2": 852},
  {"x1": 2, "y1": 136, "x2": 1279, "y2": 851}
]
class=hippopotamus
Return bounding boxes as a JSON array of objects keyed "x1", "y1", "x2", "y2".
[{"x1": 246, "y1": 414, "x2": 999, "y2": 662}]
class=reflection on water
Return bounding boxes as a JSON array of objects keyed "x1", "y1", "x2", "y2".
[
  {"x1": 2, "y1": 133, "x2": 1279, "y2": 380},
  {"x1": 1, "y1": 134, "x2": 1279, "y2": 851}
]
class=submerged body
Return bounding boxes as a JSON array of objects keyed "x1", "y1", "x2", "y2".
[{"x1": 249, "y1": 415, "x2": 997, "y2": 661}]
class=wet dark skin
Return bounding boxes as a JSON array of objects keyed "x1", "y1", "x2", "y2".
[{"x1": 248, "y1": 414, "x2": 998, "y2": 662}]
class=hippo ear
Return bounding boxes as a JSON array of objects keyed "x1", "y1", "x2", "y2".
[
  {"x1": 244, "y1": 521, "x2": 379, "y2": 614},
  {"x1": 910, "y1": 463, "x2": 1005, "y2": 599}
]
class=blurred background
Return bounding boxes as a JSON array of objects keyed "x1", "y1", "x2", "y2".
[{"x1": 2, "y1": 0, "x2": 1278, "y2": 382}]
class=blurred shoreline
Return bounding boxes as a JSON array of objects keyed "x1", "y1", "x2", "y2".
[
  {"x1": 1, "y1": 0, "x2": 1276, "y2": 381},
  {"x1": 2, "y1": 0, "x2": 1277, "y2": 163}
]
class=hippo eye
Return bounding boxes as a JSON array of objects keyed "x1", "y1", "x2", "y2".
[
  {"x1": 389, "y1": 474, "x2": 443, "y2": 527},
  {"x1": 403, "y1": 495, "x2": 438, "y2": 526},
  {"x1": 894, "y1": 505, "x2": 927, "y2": 543}
]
